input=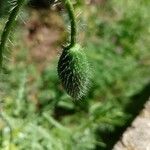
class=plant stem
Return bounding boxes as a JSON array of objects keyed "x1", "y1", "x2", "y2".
[
  {"x1": 0, "y1": 0, "x2": 26, "y2": 71},
  {"x1": 64, "y1": 0, "x2": 77, "y2": 49}
]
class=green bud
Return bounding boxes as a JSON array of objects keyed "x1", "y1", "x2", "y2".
[{"x1": 58, "y1": 44, "x2": 90, "y2": 100}]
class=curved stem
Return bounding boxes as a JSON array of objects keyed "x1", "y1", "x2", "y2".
[
  {"x1": 0, "y1": 0, "x2": 26, "y2": 71},
  {"x1": 64, "y1": 0, "x2": 77, "y2": 49}
]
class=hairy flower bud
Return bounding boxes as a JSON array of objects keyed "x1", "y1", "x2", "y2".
[{"x1": 58, "y1": 44, "x2": 90, "y2": 99}]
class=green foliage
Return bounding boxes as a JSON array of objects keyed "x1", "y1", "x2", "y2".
[
  {"x1": 0, "y1": 0, "x2": 10, "y2": 17},
  {"x1": 0, "y1": 0, "x2": 150, "y2": 149},
  {"x1": 0, "y1": 0, "x2": 26, "y2": 70}
]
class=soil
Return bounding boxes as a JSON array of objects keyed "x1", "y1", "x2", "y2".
[{"x1": 23, "y1": 8, "x2": 66, "y2": 71}]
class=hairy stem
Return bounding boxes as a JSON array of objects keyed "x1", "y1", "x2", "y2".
[
  {"x1": 0, "y1": 0, "x2": 26, "y2": 71},
  {"x1": 64, "y1": 0, "x2": 77, "y2": 49}
]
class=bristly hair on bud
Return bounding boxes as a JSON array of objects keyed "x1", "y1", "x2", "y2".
[{"x1": 57, "y1": 44, "x2": 90, "y2": 100}]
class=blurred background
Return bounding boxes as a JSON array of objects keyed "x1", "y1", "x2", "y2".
[{"x1": 0, "y1": 0, "x2": 150, "y2": 149}]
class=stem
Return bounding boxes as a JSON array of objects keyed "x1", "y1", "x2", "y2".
[
  {"x1": 64, "y1": 0, "x2": 77, "y2": 49},
  {"x1": 0, "y1": 0, "x2": 26, "y2": 71}
]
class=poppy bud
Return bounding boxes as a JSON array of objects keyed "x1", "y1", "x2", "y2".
[{"x1": 58, "y1": 44, "x2": 90, "y2": 99}]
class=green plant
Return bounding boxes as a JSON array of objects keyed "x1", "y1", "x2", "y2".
[
  {"x1": 0, "y1": 0, "x2": 10, "y2": 17},
  {"x1": 0, "y1": 0, "x2": 90, "y2": 99},
  {"x1": 57, "y1": 0, "x2": 90, "y2": 99},
  {"x1": 58, "y1": 44, "x2": 90, "y2": 99},
  {"x1": 0, "y1": 0, "x2": 150, "y2": 149},
  {"x1": 0, "y1": 0, "x2": 26, "y2": 70}
]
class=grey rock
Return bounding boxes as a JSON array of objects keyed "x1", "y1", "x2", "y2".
[{"x1": 113, "y1": 99, "x2": 150, "y2": 150}]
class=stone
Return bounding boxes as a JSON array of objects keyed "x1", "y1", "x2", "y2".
[{"x1": 113, "y1": 99, "x2": 150, "y2": 150}]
